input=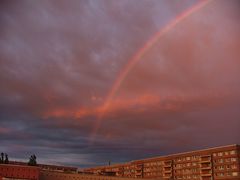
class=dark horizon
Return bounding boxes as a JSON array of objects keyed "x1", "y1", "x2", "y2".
[
  {"x1": 4, "y1": 144, "x2": 240, "y2": 169},
  {"x1": 1, "y1": 0, "x2": 240, "y2": 167}
]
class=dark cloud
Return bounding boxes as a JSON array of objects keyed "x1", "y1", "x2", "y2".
[{"x1": 0, "y1": 0, "x2": 240, "y2": 168}]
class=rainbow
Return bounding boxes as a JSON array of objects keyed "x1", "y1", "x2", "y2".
[{"x1": 90, "y1": 0, "x2": 213, "y2": 142}]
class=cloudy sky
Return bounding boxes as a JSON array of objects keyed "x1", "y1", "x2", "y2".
[{"x1": 0, "y1": 0, "x2": 240, "y2": 168}]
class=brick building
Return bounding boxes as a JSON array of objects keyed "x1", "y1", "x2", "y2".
[
  {"x1": 0, "y1": 163, "x2": 77, "y2": 180},
  {"x1": 0, "y1": 164, "x2": 40, "y2": 180},
  {"x1": 0, "y1": 164, "x2": 150, "y2": 180},
  {"x1": 9, "y1": 161, "x2": 77, "y2": 173},
  {"x1": 40, "y1": 170, "x2": 151, "y2": 180},
  {"x1": 83, "y1": 144, "x2": 240, "y2": 180}
]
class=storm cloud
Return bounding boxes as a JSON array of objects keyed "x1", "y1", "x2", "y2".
[{"x1": 0, "y1": 0, "x2": 240, "y2": 168}]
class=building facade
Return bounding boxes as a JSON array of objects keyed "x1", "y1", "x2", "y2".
[
  {"x1": 40, "y1": 170, "x2": 152, "y2": 180},
  {"x1": 83, "y1": 144, "x2": 240, "y2": 180},
  {"x1": 0, "y1": 164, "x2": 151, "y2": 180},
  {"x1": 9, "y1": 161, "x2": 77, "y2": 173},
  {"x1": 0, "y1": 164, "x2": 40, "y2": 180}
]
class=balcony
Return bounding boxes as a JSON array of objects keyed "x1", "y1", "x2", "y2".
[
  {"x1": 164, "y1": 170, "x2": 172, "y2": 173},
  {"x1": 163, "y1": 166, "x2": 172, "y2": 172},
  {"x1": 163, "y1": 161, "x2": 172, "y2": 168},
  {"x1": 135, "y1": 171, "x2": 142, "y2": 175},
  {"x1": 201, "y1": 173, "x2": 212, "y2": 177},
  {"x1": 201, "y1": 177, "x2": 213, "y2": 180},
  {"x1": 201, "y1": 164, "x2": 212, "y2": 169},
  {"x1": 200, "y1": 155, "x2": 211, "y2": 163},
  {"x1": 200, "y1": 159, "x2": 211, "y2": 164},
  {"x1": 163, "y1": 173, "x2": 172, "y2": 179},
  {"x1": 201, "y1": 169, "x2": 212, "y2": 177}
]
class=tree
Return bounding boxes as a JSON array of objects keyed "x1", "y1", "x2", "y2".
[
  {"x1": 28, "y1": 154, "x2": 37, "y2": 166},
  {"x1": 0, "y1": 152, "x2": 4, "y2": 163},
  {"x1": 4, "y1": 154, "x2": 9, "y2": 164},
  {"x1": 0, "y1": 153, "x2": 9, "y2": 164}
]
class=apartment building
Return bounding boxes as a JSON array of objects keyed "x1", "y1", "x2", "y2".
[{"x1": 83, "y1": 144, "x2": 240, "y2": 180}]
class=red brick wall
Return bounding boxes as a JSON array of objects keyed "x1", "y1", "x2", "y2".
[
  {"x1": 0, "y1": 164, "x2": 40, "y2": 180},
  {"x1": 40, "y1": 170, "x2": 151, "y2": 180}
]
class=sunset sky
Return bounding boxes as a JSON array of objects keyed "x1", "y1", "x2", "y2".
[{"x1": 0, "y1": 0, "x2": 240, "y2": 167}]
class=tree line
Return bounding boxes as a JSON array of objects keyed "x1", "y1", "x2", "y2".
[
  {"x1": 0, "y1": 152, "x2": 37, "y2": 166},
  {"x1": 0, "y1": 152, "x2": 9, "y2": 164}
]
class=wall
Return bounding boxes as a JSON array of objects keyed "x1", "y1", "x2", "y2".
[
  {"x1": 0, "y1": 164, "x2": 40, "y2": 180},
  {"x1": 40, "y1": 170, "x2": 154, "y2": 180}
]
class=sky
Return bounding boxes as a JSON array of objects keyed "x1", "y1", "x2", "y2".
[{"x1": 0, "y1": 0, "x2": 240, "y2": 168}]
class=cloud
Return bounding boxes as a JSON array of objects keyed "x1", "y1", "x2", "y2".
[{"x1": 0, "y1": 0, "x2": 240, "y2": 167}]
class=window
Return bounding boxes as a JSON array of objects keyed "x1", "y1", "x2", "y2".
[
  {"x1": 192, "y1": 168, "x2": 198, "y2": 173},
  {"x1": 231, "y1": 158, "x2": 237, "y2": 162},
  {"x1": 192, "y1": 155, "x2": 198, "y2": 160},
  {"x1": 232, "y1": 172, "x2": 238, "y2": 176},
  {"x1": 216, "y1": 173, "x2": 224, "y2": 177},
  {"x1": 193, "y1": 175, "x2": 197, "y2": 179},
  {"x1": 224, "y1": 151, "x2": 229, "y2": 155},
  {"x1": 230, "y1": 150, "x2": 236, "y2": 155},
  {"x1": 218, "y1": 152, "x2": 223, "y2": 156},
  {"x1": 226, "y1": 172, "x2": 231, "y2": 176},
  {"x1": 218, "y1": 159, "x2": 224, "y2": 163},
  {"x1": 225, "y1": 158, "x2": 230, "y2": 162},
  {"x1": 176, "y1": 164, "x2": 182, "y2": 168}
]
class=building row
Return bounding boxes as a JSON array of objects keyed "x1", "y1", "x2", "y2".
[
  {"x1": 0, "y1": 163, "x2": 150, "y2": 180},
  {"x1": 9, "y1": 161, "x2": 77, "y2": 173},
  {"x1": 0, "y1": 144, "x2": 239, "y2": 180},
  {"x1": 83, "y1": 144, "x2": 240, "y2": 180},
  {"x1": 0, "y1": 162, "x2": 78, "y2": 180}
]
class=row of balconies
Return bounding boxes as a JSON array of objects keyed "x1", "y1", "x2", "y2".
[
  {"x1": 201, "y1": 177, "x2": 213, "y2": 180},
  {"x1": 174, "y1": 164, "x2": 200, "y2": 169},
  {"x1": 105, "y1": 162, "x2": 238, "y2": 176},
  {"x1": 126, "y1": 170, "x2": 225, "y2": 179},
  {"x1": 200, "y1": 163, "x2": 212, "y2": 169},
  {"x1": 108, "y1": 156, "x2": 238, "y2": 179},
  {"x1": 174, "y1": 171, "x2": 201, "y2": 175},
  {"x1": 120, "y1": 166, "x2": 238, "y2": 178},
  {"x1": 201, "y1": 169, "x2": 212, "y2": 175}
]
